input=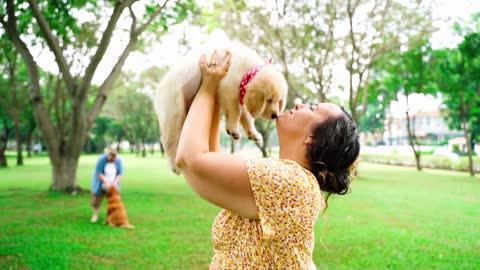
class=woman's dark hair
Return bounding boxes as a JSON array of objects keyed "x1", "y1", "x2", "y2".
[{"x1": 306, "y1": 107, "x2": 360, "y2": 206}]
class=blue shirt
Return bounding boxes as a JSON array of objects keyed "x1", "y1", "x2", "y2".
[{"x1": 91, "y1": 153, "x2": 124, "y2": 195}]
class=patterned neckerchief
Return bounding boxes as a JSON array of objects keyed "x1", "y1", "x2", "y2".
[{"x1": 239, "y1": 59, "x2": 272, "y2": 105}]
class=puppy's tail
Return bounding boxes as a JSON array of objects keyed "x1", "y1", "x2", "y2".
[{"x1": 121, "y1": 224, "x2": 135, "y2": 229}]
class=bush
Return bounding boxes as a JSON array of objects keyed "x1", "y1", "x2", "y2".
[{"x1": 361, "y1": 153, "x2": 480, "y2": 172}]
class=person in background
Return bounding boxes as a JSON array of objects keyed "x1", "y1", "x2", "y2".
[{"x1": 90, "y1": 149, "x2": 124, "y2": 223}]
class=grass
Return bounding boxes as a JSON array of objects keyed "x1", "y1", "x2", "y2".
[{"x1": 0, "y1": 154, "x2": 479, "y2": 269}]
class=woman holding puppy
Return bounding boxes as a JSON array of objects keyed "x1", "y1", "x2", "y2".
[{"x1": 175, "y1": 51, "x2": 360, "y2": 268}]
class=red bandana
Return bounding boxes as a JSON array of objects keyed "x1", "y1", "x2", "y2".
[{"x1": 239, "y1": 59, "x2": 272, "y2": 105}]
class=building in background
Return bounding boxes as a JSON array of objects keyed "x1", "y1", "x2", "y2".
[{"x1": 383, "y1": 109, "x2": 463, "y2": 146}]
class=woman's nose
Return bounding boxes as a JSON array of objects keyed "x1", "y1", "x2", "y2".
[{"x1": 294, "y1": 104, "x2": 304, "y2": 110}]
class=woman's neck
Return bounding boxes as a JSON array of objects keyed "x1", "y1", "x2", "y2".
[{"x1": 279, "y1": 143, "x2": 311, "y2": 171}]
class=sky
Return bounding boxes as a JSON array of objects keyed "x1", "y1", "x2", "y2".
[{"x1": 31, "y1": 0, "x2": 480, "y2": 116}]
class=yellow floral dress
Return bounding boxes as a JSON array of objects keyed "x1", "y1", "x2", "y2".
[{"x1": 210, "y1": 158, "x2": 324, "y2": 269}]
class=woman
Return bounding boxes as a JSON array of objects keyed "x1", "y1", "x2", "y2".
[
  {"x1": 175, "y1": 51, "x2": 360, "y2": 268},
  {"x1": 90, "y1": 149, "x2": 124, "y2": 223}
]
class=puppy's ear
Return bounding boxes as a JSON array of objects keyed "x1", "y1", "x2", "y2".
[
  {"x1": 279, "y1": 96, "x2": 287, "y2": 112},
  {"x1": 244, "y1": 83, "x2": 266, "y2": 118}
]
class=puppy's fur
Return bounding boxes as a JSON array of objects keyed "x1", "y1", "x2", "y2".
[
  {"x1": 154, "y1": 41, "x2": 288, "y2": 174},
  {"x1": 104, "y1": 186, "x2": 134, "y2": 229}
]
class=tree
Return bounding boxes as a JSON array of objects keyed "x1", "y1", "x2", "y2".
[
  {"x1": 0, "y1": 34, "x2": 31, "y2": 165},
  {"x1": 358, "y1": 79, "x2": 393, "y2": 144},
  {"x1": 434, "y1": 33, "x2": 480, "y2": 176},
  {"x1": 0, "y1": 0, "x2": 196, "y2": 191},
  {"x1": 103, "y1": 72, "x2": 160, "y2": 157},
  {"x1": 343, "y1": 0, "x2": 435, "y2": 124},
  {"x1": 0, "y1": 107, "x2": 14, "y2": 167},
  {"x1": 375, "y1": 41, "x2": 435, "y2": 170}
]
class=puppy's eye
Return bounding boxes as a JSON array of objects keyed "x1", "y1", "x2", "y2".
[{"x1": 267, "y1": 99, "x2": 273, "y2": 103}]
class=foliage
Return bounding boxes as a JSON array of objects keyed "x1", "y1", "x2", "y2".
[
  {"x1": 102, "y1": 70, "x2": 160, "y2": 156},
  {"x1": 361, "y1": 153, "x2": 480, "y2": 172},
  {"x1": 433, "y1": 18, "x2": 480, "y2": 175},
  {"x1": 342, "y1": 0, "x2": 435, "y2": 123}
]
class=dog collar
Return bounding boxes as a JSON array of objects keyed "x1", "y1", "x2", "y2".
[{"x1": 239, "y1": 59, "x2": 272, "y2": 105}]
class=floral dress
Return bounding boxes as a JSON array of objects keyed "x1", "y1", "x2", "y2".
[{"x1": 210, "y1": 158, "x2": 324, "y2": 269}]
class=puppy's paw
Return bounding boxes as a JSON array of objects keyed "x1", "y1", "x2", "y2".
[
  {"x1": 247, "y1": 131, "x2": 263, "y2": 145},
  {"x1": 226, "y1": 128, "x2": 242, "y2": 140}
]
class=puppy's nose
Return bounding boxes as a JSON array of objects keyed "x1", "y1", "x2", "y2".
[{"x1": 271, "y1": 113, "x2": 278, "y2": 119}]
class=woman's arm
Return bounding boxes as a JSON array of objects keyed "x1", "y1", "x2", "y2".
[
  {"x1": 175, "y1": 51, "x2": 258, "y2": 219},
  {"x1": 209, "y1": 101, "x2": 221, "y2": 152},
  {"x1": 114, "y1": 158, "x2": 123, "y2": 185},
  {"x1": 98, "y1": 173, "x2": 110, "y2": 188}
]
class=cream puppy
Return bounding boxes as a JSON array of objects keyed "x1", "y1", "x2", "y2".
[{"x1": 154, "y1": 41, "x2": 288, "y2": 174}]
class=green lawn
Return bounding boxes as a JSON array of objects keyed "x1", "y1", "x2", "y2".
[{"x1": 0, "y1": 154, "x2": 479, "y2": 269}]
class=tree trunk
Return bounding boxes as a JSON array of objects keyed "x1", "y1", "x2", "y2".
[
  {"x1": 0, "y1": 123, "x2": 12, "y2": 168},
  {"x1": 142, "y1": 140, "x2": 147, "y2": 157},
  {"x1": 26, "y1": 131, "x2": 32, "y2": 158},
  {"x1": 230, "y1": 138, "x2": 235, "y2": 153},
  {"x1": 405, "y1": 110, "x2": 422, "y2": 171},
  {"x1": 14, "y1": 119, "x2": 23, "y2": 166},
  {"x1": 0, "y1": 149, "x2": 6, "y2": 167},
  {"x1": 414, "y1": 152, "x2": 421, "y2": 171},
  {"x1": 159, "y1": 140, "x2": 165, "y2": 157},
  {"x1": 460, "y1": 97, "x2": 474, "y2": 176},
  {"x1": 255, "y1": 134, "x2": 270, "y2": 158},
  {"x1": 50, "y1": 154, "x2": 81, "y2": 192},
  {"x1": 0, "y1": 138, "x2": 7, "y2": 167},
  {"x1": 256, "y1": 142, "x2": 269, "y2": 158},
  {"x1": 129, "y1": 142, "x2": 135, "y2": 153}
]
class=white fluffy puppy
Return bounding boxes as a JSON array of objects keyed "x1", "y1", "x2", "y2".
[{"x1": 154, "y1": 41, "x2": 288, "y2": 174}]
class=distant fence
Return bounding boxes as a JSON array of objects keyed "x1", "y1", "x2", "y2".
[{"x1": 361, "y1": 153, "x2": 480, "y2": 173}]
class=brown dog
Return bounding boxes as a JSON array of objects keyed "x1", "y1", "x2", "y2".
[{"x1": 104, "y1": 186, "x2": 134, "y2": 229}]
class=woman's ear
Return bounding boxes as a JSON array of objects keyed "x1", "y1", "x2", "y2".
[{"x1": 304, "y1": 135, "x2": 313, "y2": 145}]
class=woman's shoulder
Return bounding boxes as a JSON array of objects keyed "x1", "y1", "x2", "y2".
[
  {"x1": 246, "y1": 158, "x2": 318, "y2": 189},
  {"x1": 246, "y1": 158, "x2": 308, "y2": 174}
]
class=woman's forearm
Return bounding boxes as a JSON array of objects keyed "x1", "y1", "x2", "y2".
[
  {"x1": 209, "y1": 101, "x2": 221, "y2": 152},
  {"x1": 176, "y1": 81, "x2": 218, "y2": 169},
  {"x1": 99, "y1": 174, "x2": 108, "y2": 184}
]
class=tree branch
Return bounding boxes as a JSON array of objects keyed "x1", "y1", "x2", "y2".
[
  {"x1": 135, "y1": 0, "x2": 170, "y2": 36},
  {"x1": 87, "y1": 0, "x2": 170, "y2": 129},
  {"x1": 87, "y1": 39, "x2": 137, "y2": 129},
  {"x1": 27, "y1": 0, "x2": 75, "y2": 93},
  {"x1": 79, "y1": 1, "x2": 131, "y2": 96}
]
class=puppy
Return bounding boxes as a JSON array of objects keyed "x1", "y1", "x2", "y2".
[
  {"x1": 104, "y1": 186, "x2": 134, "y2": 229},
  {"x1": 154, "y1": 41, "x2": 288, "y2": 174}
]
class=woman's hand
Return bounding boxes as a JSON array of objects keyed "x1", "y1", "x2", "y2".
[{"x1": 199, "y1": 50, "x2": 231, "y2": 94}]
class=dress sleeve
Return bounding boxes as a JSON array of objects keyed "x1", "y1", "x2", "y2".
[{"x1": 245, "y1": 158, "x2": 320, "y2": 242}]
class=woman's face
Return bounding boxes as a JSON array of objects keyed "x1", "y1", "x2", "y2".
[
  {"x1": 107, "y1": 154, "x2": 116, "y2": 163},
  {"x1": 276, "y1": 103, "x2": 343, "y2": 143}
]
